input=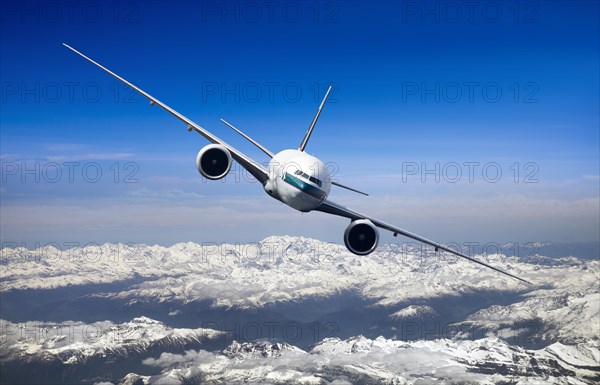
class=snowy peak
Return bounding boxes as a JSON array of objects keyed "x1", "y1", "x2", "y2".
[
  {"x1": 1, "y1": 317, "x2": 225, "y2": 365},
  {"x1": 115, "y1": 336, "x2": 600, "y2": 384},
  {"x1": 223, "y1": 340, "x2": 304, "y2": 359},
  {"x1": 389, "y1": 305, "x2": 438, "y2": 320}
]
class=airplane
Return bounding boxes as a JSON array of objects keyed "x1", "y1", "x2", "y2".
[{"x1": 63, "y1": 43, "x2": 531, "y2": 285}]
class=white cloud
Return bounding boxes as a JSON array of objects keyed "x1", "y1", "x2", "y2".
[{"x1": 142, "y1": 350, "x2": 217, "y2": 368}]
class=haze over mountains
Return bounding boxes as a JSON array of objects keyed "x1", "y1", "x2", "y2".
[{"x1": 1, "y1": 236, "x2": 598, "y2": 384}]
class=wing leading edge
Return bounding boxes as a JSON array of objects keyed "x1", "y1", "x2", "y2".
[
  {"x1": 62, "y1": 43, "x2": 269, "y2": 185},
  {"x1": 315, "y1": 199, "x2": 532, "y2": 285}
]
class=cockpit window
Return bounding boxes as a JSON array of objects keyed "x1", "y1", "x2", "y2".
[
  {"x1": 293, "y1": 169, "x2": 323, "y2": 188},
  {"x1": 309, "y1": 176, "x2": 323, "y2": 188}
]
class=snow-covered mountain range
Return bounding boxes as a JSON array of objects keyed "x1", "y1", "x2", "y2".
[
  {"x1": 121, "y1": 336, "x2": 599, "y2": 385},
  {"x1": 1, "y1": 236, "x2": 598, "y2": 384}
]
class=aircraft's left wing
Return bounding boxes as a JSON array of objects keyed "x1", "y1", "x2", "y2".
[
  {"x1": 63, "y1": 44, "x2": 269, "y2": 185},
  {"x1": 315, "y1": 199, "x2": 532, "y2": 285}
]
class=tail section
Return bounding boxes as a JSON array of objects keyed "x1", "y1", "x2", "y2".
[{"x1": 298, "y1": 85, "x2": 332, "y2": 151}]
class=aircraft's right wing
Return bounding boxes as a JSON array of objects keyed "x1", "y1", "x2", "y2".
[
  {"x1": 315, "y1": 199, "x2": 532, "y2": 285},
  {"x1": 63, "y1": 43, "x2": 269, "y2": 185}
]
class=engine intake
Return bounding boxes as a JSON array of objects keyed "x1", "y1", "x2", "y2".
[
  {"x1": 344, "y1": 219, "x2": 379, "y2": 255},
  {"x1": 196, "y1": 144, "x2": 232, "y2": 180}
]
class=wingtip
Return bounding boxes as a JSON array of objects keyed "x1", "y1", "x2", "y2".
[
  {"x1": 501, "y1": 269, "x2": 534, "y2": 286},
  {"x1": 513, "y1": 274, "x2": 534, "y2": 286}
]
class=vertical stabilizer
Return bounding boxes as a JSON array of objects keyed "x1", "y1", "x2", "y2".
[{"x1": 298, "y1": 85, "x2": 332, "y2": 151}]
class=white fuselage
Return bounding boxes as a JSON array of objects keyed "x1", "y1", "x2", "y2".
[{"x1": 263, "y1": 149, "x2": 332, "y2": 212}]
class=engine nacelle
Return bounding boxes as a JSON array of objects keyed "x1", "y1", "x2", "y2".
[
  {"x1": 344, "y1": 219, "x2": 379, "y2": 255},
  {"x1": 196, "y1": 144, "x2": 232, "y2": 180}
]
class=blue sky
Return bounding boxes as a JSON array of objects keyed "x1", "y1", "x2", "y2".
[{"x1": 1, "y1": 1, "x2": 598, "y2": 247}]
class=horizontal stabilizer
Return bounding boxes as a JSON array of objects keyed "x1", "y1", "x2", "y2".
[
  {"x1": 332, "y1": 181, "x2": 368, "y2": 196},
  {"x1": 220, "y1": 118, "x2": 274, "y2": 158}
]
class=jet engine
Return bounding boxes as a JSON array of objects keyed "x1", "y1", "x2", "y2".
[
  {"x1": 195, "y1": 144, "x2": 232, "y2": 180},
  {"x1": 343, "y1": 219, "x2": 379, "y2": 255}
]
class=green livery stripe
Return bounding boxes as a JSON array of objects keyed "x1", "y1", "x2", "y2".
[{"x1": 283, "y1": 172, "x2": 327, "y2": 201}]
